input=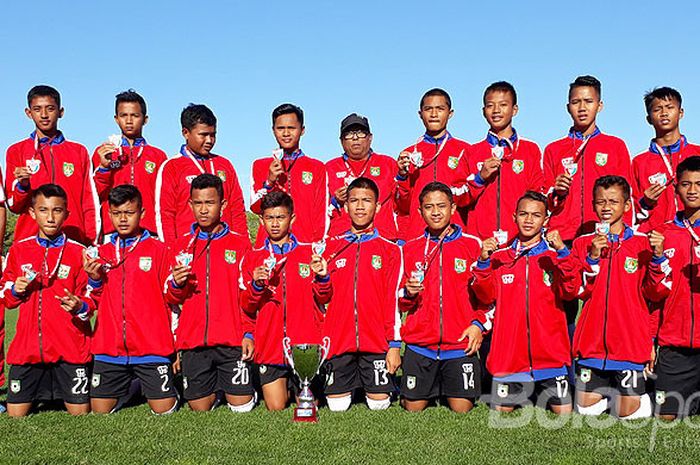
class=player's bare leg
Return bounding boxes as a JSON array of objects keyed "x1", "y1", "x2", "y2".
[
  {"x1": 187, "y1": 394, "x2": 216, "y2": 412},
  {"x1": 262, "y1": 378, "x2": 289, "y2": 411},
  {"x1": 401, "y1": 398, "x2": 428, "y2": 412},
  {"x1": 7, "y1": 402, "x2": 32, "y2": 418},
  {"x1": 148, "y1": 397, "x2": 177, "y2": 414},
  {"x1": 91, "y1": 398, "x2": 118, "y2": 414},
  {"x1": 65, "y1": 402, "x2": 90, "y2": 415},
  {"x1": 446, "y1": 397, "x2": 474, "y2": 413}
]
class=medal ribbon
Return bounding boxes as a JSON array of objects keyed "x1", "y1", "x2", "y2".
[
  {"x1": 40, "y1": 233, "x2": 67, "y2": 281},
  {"x1": 181, "y1": 145, "x2": 215, "y2": 175}
]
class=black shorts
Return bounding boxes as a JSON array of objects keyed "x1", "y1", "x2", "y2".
[
  {"x1": 492, "y1": 375, "x2": 571, "y2": 408},
  {"x1": 400, "y1": 348, "x2": 481, "y2": 400},
  {"x1": 323, "y1": 352, "x2": 395, "y2": 396},
  {"x1": 655, "y1": 346, "x2": 700, "y2": 417},
  {"x1": 576, "y1": 365, "x2": 645, "y2": 397},
  {"x1": 91, "y1": 361, "x2": 176, "y2": 400},
  {"x1": 181, "y1": 346, "x2": 254, "y2": 400},
  {"x1": 257, "y1": 363, "x2": 292, "y2": 387},
  {"x1": 7, "y1": 363, "x2": 90, "y2": 405}
]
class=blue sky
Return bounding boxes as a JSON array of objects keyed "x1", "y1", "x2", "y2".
[{"x1": 1, "y1": 0, "x2": 698, "y2": 205}]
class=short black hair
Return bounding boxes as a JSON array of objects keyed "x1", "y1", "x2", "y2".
[
  {"x1": 27, "y1": 85, "x2": 61, "y2": 108},
  {"x1": 260, "y1": 191, "x2": 294, "y2": 215},
  {"x1": 569, "y1": 75, "x2": 602, "y2": 100},
  {"x1": 108, "y1": 184, "x2": 143, "y2": 209},
  {"x1": 420, "y1": 88, "x2": 452, "y2": 110},
  {"x1": 593, "y1": 175, "x2": 630, "y2": 201},
  {"x1": 516, "y1": 191, "x2": 547, "y2": 210},
  {"x1": 115, "y1": 89, "x2": 147, "y2": 116},
  {"x1": 677, "y1": 156, "x2": 700, "y2": 180},
  {"x1": 181, "y1": 104, "x2": 217, "y2": 130},
  {"x1": 272, "y1": 103, "x2": 304, "y2": 127},
  {"x1": 347, "y1": 177, "x2": 379, "y2": 201},
  {"x1": 484, "y1": 81, "x2": 517, "y2": 106},
  {"x1": 419, "y1": 181, "x2": 453, "y2": 204},
  {"x1": 644, "y1": 87, "x2": 682, "y2": 114},
  {"x1": 32, "y1": 183, "x2": 67, "y2": 206},
  {"x1": 190, "y1": 173, "x2": 224, "y2": 200}
]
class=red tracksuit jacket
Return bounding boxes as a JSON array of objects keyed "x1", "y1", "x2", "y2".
[
  {"x1": 250, "y1": 151, "x2": 327, "y2": 246},
  {"x1": 90, "y1": 231, "x2": 175, "y2": 357},
  {"x1": 655, "y1": 215, "x2": 700, "y2": 348},
  {"x1": 165, "y1": 224, "x2": 252, "y2": 351},
  {"x1": 155, "y1": 145, "x2": 249, "y2": 244},
  {"x1": 92, "y1": 138, "x2": 168, "y2": 236},
  {"x1": 632, "y1": 136, "x2": 700, "y2": 232},
  {"x1": 5, "y1": 132, "x2": 99, "y2": 244},
  {"x1": 398, "y1": 226, "x2": 487, "y2": 351},
  {"x1": 0, "y1": 234, "x2": 96, "y2": 365},
  {"x1": 465, "y1": 131, "x2": 544, "y2": 242},
  {"x1": 397, "y1": 133, "x2": 485, "y2": 241},
  {"x1": 325, "y1": 152, "x2": 402, "y2": 241},
  {"x1": 571, "y1": 227, "x2": 671, "y2": 365},
  {"x1": 472, "y1": 240, "x2": 579, "y2": 378},
  {"x1": 544, "y1": 128, "x2": 633, "y2": 241},
  {"x1": 239, "y1": 236, "x2": 324, "y2": 365},
  {"x1": 314, "y1": 229, "x2": 403, "y2": 359}
]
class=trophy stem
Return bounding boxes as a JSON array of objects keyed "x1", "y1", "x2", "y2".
[{"x1": 293, "y1": 377, "x2": 318, "y2": 423}]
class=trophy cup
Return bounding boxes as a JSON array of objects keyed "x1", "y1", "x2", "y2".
[{"x1": 282, "y1": 336, "x2": 331, "y2": 423}]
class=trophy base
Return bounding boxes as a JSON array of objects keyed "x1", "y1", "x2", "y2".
[{"x1": 293, "y1": 405, "x2": 318, "y2": 423}]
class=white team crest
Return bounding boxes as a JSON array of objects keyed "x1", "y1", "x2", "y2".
[
  {"x1": 302, "y1": 171, "x2": 313, "y2": 184},
  {"x1": 447, "y1": 156, "x2": 459, "y2": 170},
  {"x1": 512, "y1": 159, "x2": 524, "y2": 174},
  {"x1": 259, "y1": 365, "x2": 268, "y2": 374},
  {"x1": 370, "y1": 166, "x2": 381, "y2": 176},
  {"x1": 580, "y1": 368, "x2": 592, "y2": 383},
  {"x1": 145, "y1": 161, "x2": 156, "y2": 174},
  {"x1": 502, "y1": 274, "x2": 515, "y2": 284},
  {"x1": 497, "y1": 383, "x2": 509, "y2": 398},
  {"x1": 595, "y1": 152, "x2": 608, "y2": 166},
  {"x1": 183, "y1": 377, "x2": 188, "y2": 390},
  {"x1": 406, "y1": 375, "x2": 416, "y2": 390},
  {"x1": 186, "y1": 175, "x2": 197, "y2": 184},
  {"x1": 91, "y1": 374, "x2": 101, "y2": 388},
  {"x1": 372, "y1": 255, "x2": 382, "y2": 270},
  {"x1": 139, "y1": 257, "x2": 152, "y2": 272},
  {"x1": 624, "y1": 257, "x2": 638, "y2": 273},
  {"x1": 695, "y1": 246, "x2": 700, "y2": 259},
  {"x1": 63, "y1": 162, "x2": 75, "y2": 177},
  {"x1": 656, "y1": 390, "x2": 666, "y2": 405},
  {"x1": 664, "y1": 248, "x2": 675, "y2": 258},
  {"x1": 335, "y1": 258, "x2": 347, "y2": 268},
  {"x1": 476, "y1": 162, "x2": 484, "y2": 171},
  {"x1": 10, "y1": 380, "x2": 20, "y2": 393},
  {"x1": 336, "y1": 171, "x2": 347, "y2": 178},
  {"x1": 326, "y1": 371, "x2": 334, "y2": 386},
  {"x1": 57, "y1": 264, "x2": 71, "y2": 279},
  {"x1": 454, "y1": 258, "x2": 466, "y2": 274}
]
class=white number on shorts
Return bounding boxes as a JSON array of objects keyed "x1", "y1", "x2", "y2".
[
  {"x1": 620, "y1": 370, "x2": 638, "y2": 389},
  {"x1": 462, "y1": 372, "x2": 475, "y2": 390},
  {"x1": 555, "y1": 379, "x2": 569, "y2": 398},
  {"x1": 160, "y1": 374, "x2": 170, "y2": 392},
  {"x1": 373, "y1": 368, "x2": 389, "y2": 386},
  {"x1": 232, "y1": 366, "x2": 250, "y2": 385},
  {"x1": 72, "y1": 376, "x2": 89, "y2": 395}
]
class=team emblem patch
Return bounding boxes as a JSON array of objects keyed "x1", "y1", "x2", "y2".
[
  {"x1": 259, "y1": 365, "x2": 268, "y2": 374},
  {"x1": 624, "y1": 257, "x2": 638, "y2": 273},
  {"x1": 370, "y1": 166, "x2": 381, "y2": 176},
  {"x1": 183, "y1": 377, "x2": 188, "y2": 390},
  {"x1": 144, "y1": 161, "x2": 156, "y2": 174},
  {"x1": 335, "y1": 258, "x2": 347, "y2": 268},
  {"x1": 336, "y1": 171, "x2": 347, "y2": 178},
  {"x1": 298, "y1": 263, "x2": 311, "y2": 278},
  {"x1": 595, "y1": 152, "x2": 608, "y2": 166},
  {"x1": 512, "y1": 159, "x2": 524, "y2": 174},
  {"x1": 580, "y1": 368, "x2": 592, "y2": 383},
  {"x1": 216, "y1": 170, "x2": 227, "y2": 181},
  {"x1": 10, "y1": 380, "x2": 20, "y2": 393},
  {"x1": 63, "y1": 162, "x2": 75, "y2": 177},
  {"x1": 186, "y1": 175, "x2": 197, "y2": 184},
  {"x1": 326, "y1": 372, "x2": 334, "y2": 386},
  {"x1": 302, "y1": 171, "x2": 313, "y2": 184},
  {"x1": 406, "y1": 375, "x2": 416, "y2": 390},
  {"x1": 543, "y1": 270, "x2": 553, "y2": 287},
  {"x1": 447, "y1": 156, "x2": 459, "y2": 170},
  {"x1": 371, "y1": 255, "x2": 382, "y2": 270},
  {"x1": 502, "y1": 274, "x2": 515, "y2": 284},
  {"x1": 57, "y1": 264, "x2": 71, "y2": 279},
  {"x1": 664, "y1": 248, "x2": 675, "y2": 258},
  {"x1": 91, "y1": 374, "x2": 101, "y2": 388},
  {"x1": 224, "y1": 250, "x2": 237, "y2": 264},
  {"x1": 454, "y1": 258, "x2": 467, "y2": 274},
  {"x1": 656, "y1": 390, "x2": 666, "y2": 405},
  {"x1": 497, "y1": 383, "x2": 509, "y2": 398},
  {"x1": 139, "y1": 257, "x2": 152, "y2": 272},
  {"x1": 695, "y1": 246, "x2": 700, "y2": 259}
]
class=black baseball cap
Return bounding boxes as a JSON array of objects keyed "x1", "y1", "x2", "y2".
[{"x1": 340, "y1": 113, "x2": 370, "y2": 135}]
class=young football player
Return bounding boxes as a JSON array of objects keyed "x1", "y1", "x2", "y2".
[
  {"x1": 92, "y1": 89, "x2": 168, "y2": 238},
  {"x1": 5, "y1": 85, "x2": 99, "y2": 244},
  {"x1": 250, "y1": 104, "x2": 327, "y2": 246},
  {"x1": 240, "y1": 191, "x2": 325, "y2": 411},
  {"x1": 571, "y1": 176, "x2": 670, "y2": 419},
  {"x1": 473, "y1": 191, "x2": 578, "y2": 414},
  {"x1": 633, "y1": 87, "x2": 700, "y2": 232},
  {"x1": 313, "y1": 177, "x2": 402, "y2": 412},
  {"x1": 466, "y1": 81, "x2": 544, "y2": 244},
  {"x1": 166, "y1": 174, "x2": 254, "y2": 412},
  {"x1": 398, "y1": 182, "x2": 488, "y2": 413},
  {"x1": 85, "y1": 185, "x2": 177, "y2": 414},
  {"x1": 0, "y1": 184, "x2": 96, "y2": 417},
  {"x1": 155, "y1": 104, "x2": 248, "y2": 243}
]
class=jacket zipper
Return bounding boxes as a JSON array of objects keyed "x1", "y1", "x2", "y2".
[
  {"x1": 353, "y1": 241, "x2": 361, "y2": 349},
  {"x1": 437, "y1": 242, "x2": 444, "y2": 360},
  {"x1": 525, "y1": 255, "x2": 534, "y2": 377},
  {"x1": 602, "y1": 250, "x2": 613, "y2": 369},
  {"x1": 691, "y1": 239, "x2": 695, "y2": 347},
  {"x1": 497, "y1": 166, "x2": 502, "y2": 230},
  {"x1": 121, "y1": 257, "x2": 128, "y2": 356},
  {"x1": 38, "y1": 248, "x2": 48, "y2": 363},
  {"x1": 203, "y1": 241, "x2": 211, "y2": 346},
  {"x1": 580, "y1": 150, "x2": 585, "y2": 234},
  {"x1": 282, "y1": 265, "x2": 288, "y2": 338},
  {"x1": 433, "y1": 142, "x2": 439, "y2": 181}
]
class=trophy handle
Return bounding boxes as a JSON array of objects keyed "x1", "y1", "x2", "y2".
[
  {"x1": 282, "y1": 336, "x2": 295, "y2": 371},
  {"x1": 316, "y1": 336, "x2": 331, "y2": 375}
]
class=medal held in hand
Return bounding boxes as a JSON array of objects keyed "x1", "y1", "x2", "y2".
[
  {"x1": 410, "y1": 151, "x2": 424, "y2": 168},
  {"x1": 176, "y1": 251, "x2": 193, "y2": 267},
  {"x1": 264, "y1": 254, "x2": 277, "y2": 272},
  {"x1": 491, "y1": 146, "x2": 505, "y2": 160},
  {"x1": 595, "y1": 222, "x2": 610, "y2": 236},
  {"x1": 493, "y1": 229, "x2": 508, "y2": 246},
  {"x1": 312, "y1": 241, "x2": 326, "y2": 256},
  {"x1": 86, "y1": 246, "x2": 100, "y2": 260},
  {"x1": 411, "y1": 263, "x2": 425, "y2": 284}
]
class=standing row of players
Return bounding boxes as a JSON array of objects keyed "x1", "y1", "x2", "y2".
[{"x1": 0, "y1": 76, "x2": 698, "y2": 419}]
